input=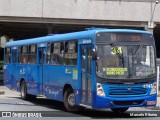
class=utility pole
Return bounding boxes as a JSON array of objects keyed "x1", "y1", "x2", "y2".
[{"x1": 149, "y1": 0, "x2": 159, "y2": 28}]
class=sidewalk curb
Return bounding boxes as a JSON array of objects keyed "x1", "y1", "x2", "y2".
[{"x1": 147, "y1": 106, "x2": 160, "y2": 110}]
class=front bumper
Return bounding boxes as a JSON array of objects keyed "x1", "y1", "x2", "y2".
[{"x1": 93, "y1": 94, "x2": 157, "y2": 109}]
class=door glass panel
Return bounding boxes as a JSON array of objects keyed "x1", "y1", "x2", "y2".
[
  {"x1": 12, "y1": 51, "x2": 17, "y2": 63},
  {"x1": 87, "y1": 47, "x2": 92, "y2": 75},
  {"x1": 87, "y1": 78, "x2": 92, "y2": 104},
  {"x1": 39, "y1": 49, "x2": 46, "y2": 64},
  {"x1": 38, "y1": 48, "x2": 46, "y2": 95},
  {"x1": 81, "y1": 48, "x2": 86, "y2": 72},
  {"x1": 81, "y1": 46, "x2": 92, "y2": 105},
  {"x1": 81, "y1": 74, "x2": 86, "y2": 103},
  {"x1": 39, "y1": 50, "x2": 43, "y2": 64}
]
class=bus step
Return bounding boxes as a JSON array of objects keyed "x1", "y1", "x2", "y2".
[
  {"x1": 79, "y1": 104, "x2": 92, "y2": 109},
  {"x1": 36, "y1": 95, "x2": 46, "y2": 99}
]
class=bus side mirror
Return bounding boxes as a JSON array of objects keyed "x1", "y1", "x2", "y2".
[{"x1": 91, "y1": 48, "x2": 97, "y2": 60}]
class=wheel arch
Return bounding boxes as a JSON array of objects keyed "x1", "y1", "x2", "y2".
[
  {"x1": 63, "y1": 84, "x2": 73, "y2": 96},
  {"x1": 19, "y1": 78, "x2": 26, "y2": 88}
]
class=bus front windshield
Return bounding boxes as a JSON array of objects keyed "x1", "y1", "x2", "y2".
[{"x1": 96, "y1": 44, "x2": 156, "y2": 79}]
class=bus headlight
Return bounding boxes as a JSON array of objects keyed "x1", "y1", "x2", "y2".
[
  {"x1": 97, "y1": 83, "x2": 106, "y2": 96},
  {"x1": 150, "y1": 82, "x2": 157, "y2": 95}
]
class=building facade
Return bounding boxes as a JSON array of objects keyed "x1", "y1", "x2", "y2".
[{"x1": 0, "y1": 0, "x2": 160, "y2": 56}]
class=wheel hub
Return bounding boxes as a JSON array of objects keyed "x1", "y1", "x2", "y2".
[
  {"x1": 21, "y1": 84, "x2": 25, "y2": 97},
  {"x1": 68, "y1": 93, "x2": 75, "y2": 106}
]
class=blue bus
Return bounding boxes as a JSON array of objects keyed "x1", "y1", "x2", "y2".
[{"x1": 3, "y1": 28, "x2": 157, "y2": 113}]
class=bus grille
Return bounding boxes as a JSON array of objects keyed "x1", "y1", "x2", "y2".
[
  {"x1": 108, "y1": 87, "x2": 147, "y2": 96},
  {"x1": 113, "y1": 100, "x2": 144, "y2": 106}
]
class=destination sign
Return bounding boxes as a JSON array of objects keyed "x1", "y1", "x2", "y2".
[
  {"x1": 111, "y1": 33, "x2": 141, "y2": 42},
  {"x1": 96, "y1": 32, "x2": 154, "y2": 43}
]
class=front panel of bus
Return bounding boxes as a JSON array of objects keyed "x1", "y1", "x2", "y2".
[{"x1": 93, "y1": 32, "x2": 157, "y2": 108}]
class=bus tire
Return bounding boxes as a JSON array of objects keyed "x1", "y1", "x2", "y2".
[
  {"x1": 111, "y1": 107, "x2": 129, "y2": 113},
  {"x1": 20, "y1": 81, "x2": 28, "y2": 100},
  {"x1": 64, "y1": 88, "x2": 80, "y2": 112}
]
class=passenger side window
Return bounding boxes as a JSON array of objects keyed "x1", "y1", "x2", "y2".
[
  {"x1": 28, "y1": 45, "x2": 36, "y2": 64},
  {"x1": 64, "y1": 41, "x2": 77, "y2": 65},
  {"x1": 18, "y1": 47, "x2": 22, "y2": 63},
  {"x1": 50, "y1": 42, "x2": 64, "y2": 65},
  {"x1": 5, "y1": 47, "x2": 11, "y2": 64},
  {"x1": 19, "y1": 46, "x2": 28, "y2": 64},
  {"x1": 47, "y1": 43, "x2": 51, "y2": 64}
]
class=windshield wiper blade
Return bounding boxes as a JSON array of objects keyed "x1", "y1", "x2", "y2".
[{"x1": 133, "y1": 44, "x2": 143, "y2": 57}]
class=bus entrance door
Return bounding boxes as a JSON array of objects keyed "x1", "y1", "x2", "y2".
[
  {"x1": 80, "y1": 45, "x2": 92, "y2": 106},
  {"x1": 11, "y1": 47, "x2": 18, "y2": 90},
  {"x1": 37, "y1": 45, "x2": 47, "y2": 98}
]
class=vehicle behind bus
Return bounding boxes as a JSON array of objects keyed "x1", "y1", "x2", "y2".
[{"x1": 3, "y1": 28, "x2": 157, "y2": 113}]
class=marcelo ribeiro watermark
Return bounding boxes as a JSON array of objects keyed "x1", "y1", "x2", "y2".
[
  {"x1": 130, "y1": 112, "x2": 158, "y2": 117},
  {"x1": 1, "y1": 112, "x2": 42, "y2": 118},
  {"x1": 1, "y1": 111, "x2": 160, "y2": 117}
]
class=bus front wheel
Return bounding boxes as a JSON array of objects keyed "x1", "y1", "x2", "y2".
[
  {"x1": 111, "y1": 108, "x2": 129, "y2": 113},
  {"x1": 20, "y1": 81, "x2": 28, "y2": 100},
  {"x1": 64, "y1": 88, "x2": 80, "y2": 112}
]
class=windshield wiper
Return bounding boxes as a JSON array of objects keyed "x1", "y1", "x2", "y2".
[{"x1": 133, "y1": 44, "x2": 143, "y2": 57}]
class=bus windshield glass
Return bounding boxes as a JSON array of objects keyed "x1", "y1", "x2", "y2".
[{"x1": 96, "y1": 32, "x2": 156, "y2": 79}]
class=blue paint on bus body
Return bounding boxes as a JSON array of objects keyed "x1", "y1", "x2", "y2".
[{"x1": 3, "y1": 28, "x2": 157, "y2": 110}]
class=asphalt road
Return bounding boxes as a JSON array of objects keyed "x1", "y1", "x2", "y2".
[{"x1": 0, "y1": 86, "x2": 160, "y2": 120}]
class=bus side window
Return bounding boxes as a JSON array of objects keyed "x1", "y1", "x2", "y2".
[
  {"x1": 50, "y1": 43, "x2": 56, "y2": 64},
  {"x1": 18, "y1": 46, "x2": 22, "y2": 64},
  {"x1": 28, "y1": 44, "x2": 36, "y2": 64},
  {"x1": 59, "y1": 42, "x2": 64, "y2": 64},
  {"x1": 19, "y1": 46, "x2": 28, "y2": 64},
  {"x1": 64, "y1": 41, "x2": 77, "y2": 65},
  {"x1": 5, "y1": 47, "x2": 11, "y2": 64},
  {"x1": 47, "y1": 43, "x2": 51, "y2": 64},
  {"x1": 50, "y1": 42, "x2": 64, "y2": 65},
  {"x1": 21, "y1": 46, "x2": 28, "y2": 64}
]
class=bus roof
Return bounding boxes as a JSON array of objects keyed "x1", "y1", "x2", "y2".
[{"x1": 5, "y1": 28, "x2": 152, "y2": 47}]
